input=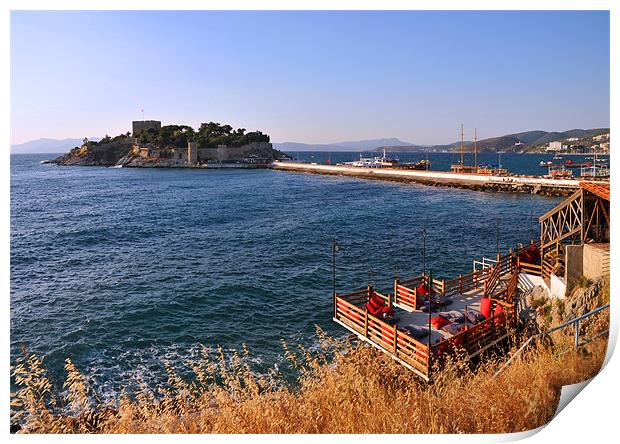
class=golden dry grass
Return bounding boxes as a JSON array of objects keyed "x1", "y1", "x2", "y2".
[{"x1": 11, "y1": 322, "x2": 608, "y2": 434}]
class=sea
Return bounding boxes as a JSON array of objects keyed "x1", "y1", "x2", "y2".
[{"x1": 10, "y1": 151, "x2": 600, "y2": 397}]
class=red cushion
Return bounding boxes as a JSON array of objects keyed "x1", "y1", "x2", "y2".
[
  {"x1": 365, "y1": 302, "x2": 379, "y2": 316},
  {"x1": 366, "y1": 303, "x2": 393, "y2": 318},
  {"x1": 379, "y1": 306, "x2": 394, "y2": 317},
  {"x1": 451, "y1": 332, "x2": 465, "y2": 346},
  {"x1": 368, "y1": 297, "x2": 383, "y2": 310},
  {"x1": 494, "y1": 305, "x2": 504, "y2": 316},
  {"x1": 416, "y1": 285, "x2": 430, "y2": 296},
  {"x1": 365, "y1": 302, "x2": 374, "y2": 313},
  {"x1": 430, "y1": 316, "x2": 451, "y2": 330},
  {"x1": 434, "y1": 339, "x2": 450, "y2": 357},
  {"x1": 370, "y1": 293, "x2": 385, "y2": 307},
  {"x1": 480, "y1": 297, "x2": 492, "y2": 319}
]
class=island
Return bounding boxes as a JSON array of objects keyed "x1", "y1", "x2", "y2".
[{"x1": 52, "y1": 120, "x2": 289, "y2": 168}]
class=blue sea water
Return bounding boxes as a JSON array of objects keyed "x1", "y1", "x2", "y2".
[{"x1": 11, "y1": 153, "x2": 565, "y2": 395}]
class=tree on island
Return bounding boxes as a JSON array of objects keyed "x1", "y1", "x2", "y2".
[
  {"x1": 85, "y1": 122, "x2": 271, "y2": 150},
  {"x1": 134, "y1": 122, "x2": 270, "y2": 148}
]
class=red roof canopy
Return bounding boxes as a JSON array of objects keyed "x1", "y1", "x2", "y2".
[{"x1": 580, "y1": 181, "x2": 610, "y2": 201}]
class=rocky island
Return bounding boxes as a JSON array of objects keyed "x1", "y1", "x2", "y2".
[{"x1": 52, "y1": 120, "x2": 289, "y2": 168}]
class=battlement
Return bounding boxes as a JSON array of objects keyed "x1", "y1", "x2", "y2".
[{"x1": 132, "y1": 120, "x2": 161, "y2": 136}]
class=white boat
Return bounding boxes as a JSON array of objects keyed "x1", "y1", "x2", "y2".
[
  {"x1": 580, "y1": 151, "x2": 610, "y2": 179},
  {"x1": 344, "y1": 148, "x2": 394, "y2": 168}
]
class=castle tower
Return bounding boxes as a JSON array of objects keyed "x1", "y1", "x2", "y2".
[{"x1": 187, "y1": 141, "x2": 198, "y2": 165}]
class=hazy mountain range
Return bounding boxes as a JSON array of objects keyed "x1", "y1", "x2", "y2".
[
  {"x1": 10, "y1": 137, "x2": 100, "y2": 154},
  {"x1": 11, "y1": 128, "x2": 609, "y2": 155},
  {"x1": 272, "y1": 138, "x2": 414, "y2": 153},
  {"x1": 274, "y1": 129, "x2": 609, "y2": 153}
]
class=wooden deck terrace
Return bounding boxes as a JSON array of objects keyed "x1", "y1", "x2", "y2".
[{"x1": 333, "y1": 246, "x2": 527, "y2": 381}]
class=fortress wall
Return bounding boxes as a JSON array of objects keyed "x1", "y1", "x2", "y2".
[{"x1": 198, "y1": 142, "x2": 272, "y2": 162}]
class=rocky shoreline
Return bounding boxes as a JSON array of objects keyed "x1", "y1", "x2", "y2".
[{"x1": 51, "y1": 139, "x2": 284, "y2": 168}]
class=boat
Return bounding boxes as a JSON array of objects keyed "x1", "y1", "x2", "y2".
[
  {"x1": 539, "y1": 160, "x2": 554, "y2": 167},
  {"x1": 397, "y1": 159, "x2": 430, "y2": 170},
  {"x1": 564, "y1": 159, "x2": 592, "y2": 168},
  {"x1": 580, "y1": 165, "x2": 610, "y2": 179},
  {"x1": 450, "y1": 124, "x2": 478, "y2": 173},
  {"x1": 548, "y1": 164, "x2": 573, "y2": 178},
  {"x1": 344, "y1": 148, "x2": 395, "y2": 168},
  {"x1": 580, "y1": 150, "x2": 610, "y2": 179},
  {"x1": 476, "y1": 164, "x2": 509, "y2": 176}
]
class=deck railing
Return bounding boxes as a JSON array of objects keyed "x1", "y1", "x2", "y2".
[
  {"x1": 397, "y1": 245, "x2": 533, "y2": 304},
  {"x1": 517, "y1": 258, "x2": 542, "y2": 276},
  {"x1": 334, "y1": 245, "x2": 529, "y2": 379},
  {"x1": 394, "y1": 275, "x2": 427, "y2": 310},
  {"x1": 432, "y1": 303, "x2": 515, "y2": 358},
  {"x1": 334, "y1": 287, "x2": 430, "y2": 379}
]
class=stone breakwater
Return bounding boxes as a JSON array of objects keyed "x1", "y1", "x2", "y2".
[{"x1": 273, "y1": 161, "x2": 586, "y2": 196}]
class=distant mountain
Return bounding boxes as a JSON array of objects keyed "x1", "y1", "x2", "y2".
[
  {"x1": 381, "y1": 128, "x2": 609, "y2": 153},
  {"x1": 11, "y1": 137, "x2": 100, "y2": 154},
  {"x1": 273, "y1": 138, "x2": 413, "y2": 152}
]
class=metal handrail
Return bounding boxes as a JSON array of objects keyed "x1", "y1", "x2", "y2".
[
  {"x1": 493, "y1": 303, "x2": 610, "y2": 377},
  {"x1": 473, "y1": 257, "x2": 497, "y2": 271}
]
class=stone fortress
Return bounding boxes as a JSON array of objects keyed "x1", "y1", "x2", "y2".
[{"x1": 130, "y1": 120, "x2": 277, "y2": 166}]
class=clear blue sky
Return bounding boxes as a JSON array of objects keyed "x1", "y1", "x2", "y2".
[{"x1": 11, "y1": 10, "x2": 610, "y2": 145}]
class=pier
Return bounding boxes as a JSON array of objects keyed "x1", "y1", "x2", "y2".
[{"x1": 273, "y1": 161, "x2": 590, "y2": 196}]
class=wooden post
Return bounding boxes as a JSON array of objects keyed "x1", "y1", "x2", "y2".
[
  {"x1": 393, "y1": 324, "x2": 398, "y2": 353},
  {"x1": 388, "y1": 293, "x2": 392, "y2": 308},
  {"x1": 333, "y1": 292, "x2": 337, "y2": 319},
  {"x1": 427, "y1": 269, "x2": 433, "y2": 379},
  {"x1": 364, "y1": 311, "x2": 368, "y2": 337},
  {"x1": 394, "y1": 279, "x2": 399, "y2": 305},
  {"x1": 458, "y1": 274, "x2": 462, "y2": 295}
]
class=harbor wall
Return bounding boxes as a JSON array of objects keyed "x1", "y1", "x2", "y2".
[{"x1": 272, "y1": 161, "x2": 582, "y2": 196}]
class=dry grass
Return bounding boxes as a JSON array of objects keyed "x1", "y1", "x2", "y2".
[{"x1": 11, "y1": 320, "x2": 608, "y2": 434}]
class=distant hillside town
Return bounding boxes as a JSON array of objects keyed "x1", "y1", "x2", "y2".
[
  {"x1": 372, "y1": 128, "x2": 610, "y2": 154},
  {"x1": 52, "y1": 120, "x2": 289, "y2": 168},
  {"x1": 543, "y1": 132, "x2": 610, "y2": 154}
]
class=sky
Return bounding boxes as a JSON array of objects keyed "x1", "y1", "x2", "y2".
[{"x1": 10, "y1": 10, "x2": 610, "y2": 145}]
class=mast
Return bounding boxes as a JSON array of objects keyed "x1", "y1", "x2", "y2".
[
  {"x1": 460, "y1": 124, "x2": 465, "y2": 166},
  {"x1": 474, "y1": 128, "x2": 478, "y2": 171}
]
